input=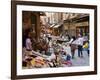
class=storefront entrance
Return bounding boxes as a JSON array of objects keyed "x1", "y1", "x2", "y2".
[{"x1": 76, "y1": 26, "x2": 89, "y2": 37}]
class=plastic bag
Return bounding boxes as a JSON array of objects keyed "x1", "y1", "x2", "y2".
[{"x1": 83, "y1": 42, "x2": 88, "y2": 48}]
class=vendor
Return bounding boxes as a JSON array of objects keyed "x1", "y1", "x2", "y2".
[{"x1": 25, "y1": 32, "x2": 32, "y2": 56}]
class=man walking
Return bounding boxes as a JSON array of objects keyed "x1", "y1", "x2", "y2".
[{"x1": 77, "y1": 34, "x2": 84, "y2": 57}]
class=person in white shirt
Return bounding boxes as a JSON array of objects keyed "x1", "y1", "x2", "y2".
[
  {"x1": 25, "y1": 32, "x2": 32, "y2": 56},
  {"x1": 63, "y1": 44, "x2": 72, "y2": 57},
  {"x1": 77, "y1": 34, "x2": 84, "y2": 57},
  {"x1": 62, "y1": 43, "x2": 72, "y2": 66},
  {"x1": 26, "y1": 38, "x2": 32, "y2": 50}
]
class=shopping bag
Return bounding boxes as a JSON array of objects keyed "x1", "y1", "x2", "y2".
[{"x1": 83, "y1": 42, "x2": 88, "y2": 48}]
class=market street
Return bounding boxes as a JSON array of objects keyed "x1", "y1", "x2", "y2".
[{"x1": 22, "y1": 11, "x2": 90, "y2": 68}]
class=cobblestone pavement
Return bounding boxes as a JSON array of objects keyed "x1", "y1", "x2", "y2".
[{"x1": 71, "y1": 49, "x2": 89, "y2": 66}]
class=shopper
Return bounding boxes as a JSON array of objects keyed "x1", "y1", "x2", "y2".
[
  {"x1": 63, "y1": 43, "x2": 72, "y2": 58},
  {"x1": 63, "y1": 43, "x2": 72, "y2": 66},
  {"x1": 87, "y1": 41, "x2": 90, "y2": 56},
  {"x1": 83, "y1": 40, "x2": 89, "y2": 56},
  {"x1": 70, "y1": 36, "x2": 77, "y2": 59},
  {"x1": 77, "y1": 34, "x2": 84, "y2": 57}
]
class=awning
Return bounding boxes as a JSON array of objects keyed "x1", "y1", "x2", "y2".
[
  {"x1": 75, "y1": 21, "x2": 89, "y2": 26},
  {"x1": 53, "y1": 24, "x2": 62, "y2": 28},
  {"x1": 53, "y1": 24, "x2": 60, "y2": 28},
  {"x1": 50, "y1": 24, "x2": 55, "y2": 28}
]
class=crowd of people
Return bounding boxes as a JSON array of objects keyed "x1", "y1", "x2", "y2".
[{"x1": 22, "y1": 29, "x2": 89, "y2": 69}]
